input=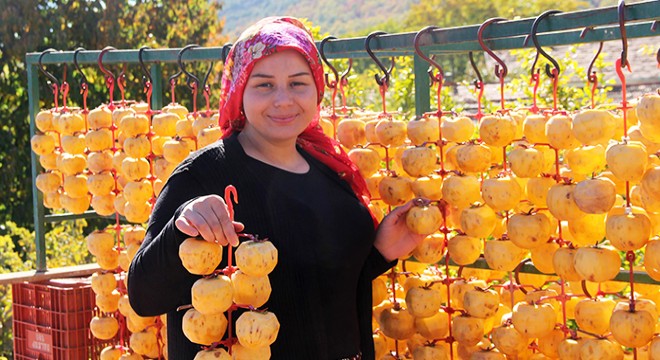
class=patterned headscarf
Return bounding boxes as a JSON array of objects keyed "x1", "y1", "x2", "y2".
[{"x1": 218, "y1": 17, "x2": 375, "y2": 225}]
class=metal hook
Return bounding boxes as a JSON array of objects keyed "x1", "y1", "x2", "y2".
[
  {"x1": 530, "y1": 10, "x2": 563, "y2": 78},
  {"x1": 168, "y1": 64, "x2": 183, "y2": 85},
  {"x1": 365, "y1": 31, "x2": 394, "y2": 86},
  {"x1": 477, "y1": 18, "x2": 509, "y2": 79},
  {"x1": 529, "y1": 52, "x2": 541, "y2": 80},
  {"x1": 618, "y1": 0, "x2": 629, "y2": 67},
  {"x1": 98, "y1": 46, "x2": 117, "y2": 83},
  {"x1": 201, "y1": 63, "x2": 213, "y2": 91},
  {"x1": 340, "y1": 58, "x2": 353, "y2": 85},
  {"x1": 320, "y1": 36, "x2": 340, "y2": 89},
  {"x1": 178, "y1": 44, "x2": 201, "y2": 91},
  {"x1": 221, "y1": 43, "x2": 233, "y2": 63},
  {"x1": 579, "y1": 26, "x2": 603, "y2": 82},
  {"x1": 414, "y1": 26, "x2": 444, "y2": 84},
  {"x1": 514, "y1": 259, "x2": 534, "y2": 295},
  {"x1": 138, "y1": 46, "x2": 153, "y2": 85},
  {"x1": 468, "y1": 51, "x2": 483, "y2": 86},
  {"x1": 38, "y1": 48, "x2": 60, "y2": 86},
  {"x1": 587, "y1": 42, "x2": 604, "y2": 84},
  {"x1": 72, "y1": 47, "x2": 88, "y2": 90}
]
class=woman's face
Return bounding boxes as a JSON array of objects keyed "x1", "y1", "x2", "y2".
[{"x1": 241, "y1": 50, "x2": 318, "y2": 145}]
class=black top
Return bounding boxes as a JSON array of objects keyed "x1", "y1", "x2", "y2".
[{"x1": 127, "y1": 133, "x2": 395, "y2": 359}]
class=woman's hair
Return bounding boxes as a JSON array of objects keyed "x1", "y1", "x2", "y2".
[{"x1": 218, "y1": 17, "x2": 376, "y2": 226}]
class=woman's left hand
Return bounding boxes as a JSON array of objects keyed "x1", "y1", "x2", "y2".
[{"x1": 373, "y1": 200, "x2": 427, "y2": 262}]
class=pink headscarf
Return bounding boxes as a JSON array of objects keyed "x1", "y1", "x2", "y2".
[{"x1": 218, "y1": 17, "x2": 375, "y2": 225}]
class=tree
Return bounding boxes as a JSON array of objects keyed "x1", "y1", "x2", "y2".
[
  {"x1": 405, "y1": 0, "x2": 590, "y2": 30},
  {"x1": 0, "y1": 2, "x2": 225, "y2": 356},
  {"x1": 0, "y1": 0, "x2": 225, "y2": 230}
]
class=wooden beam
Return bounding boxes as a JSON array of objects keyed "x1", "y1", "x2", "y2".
[{"x1": 0, "y1": 263, "x2": 100, "y2": 286}]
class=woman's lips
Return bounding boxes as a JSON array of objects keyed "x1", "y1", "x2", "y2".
[{"x1": 269, "y1": 114, "x2": 297, "y2": 123}]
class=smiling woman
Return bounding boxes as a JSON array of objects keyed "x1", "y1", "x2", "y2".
[
  {"x1": 127, "y1": 16, "x2": 425, "y2": 360},
  {"x1": 240, "y1": 50, "x2": 319, "y2": 173}
]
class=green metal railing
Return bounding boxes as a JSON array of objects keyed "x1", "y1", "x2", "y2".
[{"x1": 26, "y1": 1, "x2": 660, "y2": 275}]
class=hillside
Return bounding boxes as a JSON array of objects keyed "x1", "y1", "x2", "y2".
[
  {"x1": 217, "y1": 0, "x2": 643, "y2": 40},
  {"x1": 218, "y1": 0, "x2": 417, "y2": 39}
]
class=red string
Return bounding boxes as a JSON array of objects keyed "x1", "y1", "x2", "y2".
[
  {"x1": 191, "y1": 83, "x2": 199, "y2": 114},
  {"x1": 106, "y1": 77, "x2": 115, "y2": 111},
  {"x1": 118, "y1": 79, "x2": 126, "y2": 107},
  {"x1": 338, "y1": 77, "x2": 349, "y2": 114},
  {"x1": 170, "y1": 79, "x2": 177, "y2": 104},
  {"x1": 52, "y1": 84, "x2": 59, "y2": 111},
  {"x1": 551, "y1": 68, "x2": 559, "y2": 112},
  {"x1": 530, "y1": 70, "x2": 541, "y2": 114},
  {"x1": 625, "y1": 252, "x2": 636, "y2": 360},
  {"x1": 589, "y1": 73, "x2": 598, "y2": 109},
  {"x1": 156, "y1": 316, "x2": 164, "y2": 359},
  {"x1": 615, "y1": 58, "x2": 633, "y2": 138},
  {"x1": 145, "y1": 136, "x2": 156, "y2": 208},
  {"x1": 147, "y1": 128, "x2": 157, "y2": 208},
  {"x1": 204, "y1": 85, "x2": 212, "y2": 115},
  {"x1": 61, "y1": 82, "x2": 70, "y2": 111},
  {"x1": 327, "y1": 76, "x2": 340, "y2": 139},
  {"x1": 435, "y1": 76, "x2": 444, "y2": 118},
  {"x1": 330, "y1": 80, "x2": 338, "y2": 119},
  {"x1": 80, "y1": 84, "x2": 89, "y2": 134},
  {"x1": 223, "y1": 185, "x2": 239, "y2": 348},
  {"x1": 498, "y1": 72, "x2": 506, "y2": 110},
  {"x1": 475, "y1": 81, "x2": 484, "y2": 121},
  {"x1": 81, "y1": 85, "x2": 89, "y2": 119},
  {"x1": 627, "y1": 251, "x2": 636, "y2": 311},
  {"x1": 379, "y1": 83, "x2": 388, "y2": 115},
  {"x1": 502, "y1": 147, "x2": 508, "y2": 172},
  {"x1": 144, "y1": 81, "x2": 153, "y2": 114},
  {"x1": 224, "y1": 186, "x2": 238, "y2": 265}
]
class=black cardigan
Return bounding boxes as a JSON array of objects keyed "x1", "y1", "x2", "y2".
[{"x1": 127, "y1": 133, "x2": 395, "y2": 359}]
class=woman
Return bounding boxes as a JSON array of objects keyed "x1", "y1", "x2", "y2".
[{"x1": 128, "y1": 16, "x2": 424, "y2": 359}]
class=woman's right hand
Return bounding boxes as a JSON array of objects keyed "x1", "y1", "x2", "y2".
[{"x1": 174, "y1": 195, "x2": 244, "y2": 246}]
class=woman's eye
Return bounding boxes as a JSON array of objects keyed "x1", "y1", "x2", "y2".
[
  {"x1": 291, "y1": 82, "x2": 308, "y2": 87},
  {"x1": 256, "y1": 82, "x2": 273, "y2": 88}
]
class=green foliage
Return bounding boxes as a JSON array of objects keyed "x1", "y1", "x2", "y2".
[
  {"x1": 402, "y1": 0, "x2": 591, "y2": 83},
  {"x1": 2, "y1": 215, "x2": 112, "y2": 357},
  {"x1": 335, "y1": 43, "x2": 617, "y2": 125},
  {"x1": 404, "y1": 0, "x2": 590, "y2": 30},
  {"x1": 328, "y1": 56, "x2": 417, "y2": 119},
  {"x1": 0, "y1": 219, "x2": 95, "y2": 358},
  {"x1": 318, "y1": 0, "x2": 602, "y2": 118},
  {"x1": 0, "y1": 222, "x2": 32, "y2": 357},
  {"x1": 0, "y1": 1, "x2": 222, "y2": 356},
  {"x1": 506, "y1": 45, "x2": 616, "y2": 111}
]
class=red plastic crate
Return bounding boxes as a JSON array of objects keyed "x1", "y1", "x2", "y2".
[{"x1": 12, "y1": 278, "x2": 114, "y2": 360}]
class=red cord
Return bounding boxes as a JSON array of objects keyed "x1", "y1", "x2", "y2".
[
  {"x1": 499, "y1": 72, "x2": 506, "y2": 110},
  {"x1": 615, "y1": 59, "x2": 633, "y2": 138},
  {"x1": 551, "y1": 68, "x2": 559, "y2": 112},
  {"x1": 530, "y1": 71, "x2": 541, "y2": 114},
  {"x1": 379, "y1": 83, "x2": 388, "y2": 115},
  {"x1": 475, "y1": 81, "x2": 484, "y2": 121},
  {"x1": 170, "y1": 79, "x2": 177, "y2": 105}
]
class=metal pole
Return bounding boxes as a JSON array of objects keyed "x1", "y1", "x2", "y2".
[
  {"x1": 27, "y1": 61, "x2": 47, "y2": 271},
  {"x1": 414, "y1": 53, "x2": 431, "y2": 118}
]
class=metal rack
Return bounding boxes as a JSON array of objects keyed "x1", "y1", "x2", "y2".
[{"x1": 26, "y1": 1, "x2": 660, "y2": 271}]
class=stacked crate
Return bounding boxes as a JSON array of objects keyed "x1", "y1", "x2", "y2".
[{"x1": 12, "y1": 278, "x2": 110, "y2": 360}]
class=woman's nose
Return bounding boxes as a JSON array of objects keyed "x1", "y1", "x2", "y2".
[{"x1": 273, "y1": 87, "x2": 294, "y2": 107}]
